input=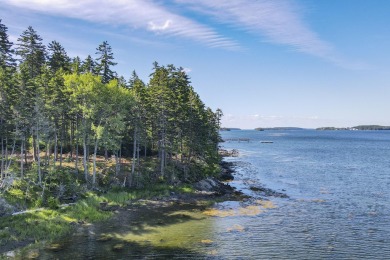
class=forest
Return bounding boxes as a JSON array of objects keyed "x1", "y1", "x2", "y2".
[{"x1": 0, "y1": 19, "x2": 223, "y2": 209}]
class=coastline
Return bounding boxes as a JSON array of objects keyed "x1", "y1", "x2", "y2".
[{"x1": 0, "y1": 156, "x2": 240, "y2": 256}]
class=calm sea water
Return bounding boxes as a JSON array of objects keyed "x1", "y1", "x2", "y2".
[
  {"x1": 9, "y1": 130, "x2": 390, "y2": 259},
  {"x1": 218, "y1": 129, "x2": 390, "y2": 259}
]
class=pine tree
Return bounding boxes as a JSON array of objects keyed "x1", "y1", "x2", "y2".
[
  {"x1": 47, "y1": 40, "x2": 70, "y2": 72},
  {"x1": 94, "y1": 41, "x2": 117, "y2": 83},
  {"x1": 81, "y1": 55, "x2": 95, "y2": 74},
  {"x1": 16, "y1": 26, "x2": 47, "y2": 162},
  {"x1": 71, "y1": 56, "x2": 81, "y2": 74},
  {"x1": 16, "y1": 26, "x2": 46, "y2": 79},
  {"x1": 0, "y1": 19, "x2": 16, "y2": 69}
]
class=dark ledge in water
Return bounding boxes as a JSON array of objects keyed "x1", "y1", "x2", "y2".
[{"x1": 249, "y1": 186, "x2": 289, "y2": 198}]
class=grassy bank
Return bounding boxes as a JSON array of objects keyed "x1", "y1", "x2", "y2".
[{"x1": 0, "y1": 184, "x2": 196, "y2": 254}]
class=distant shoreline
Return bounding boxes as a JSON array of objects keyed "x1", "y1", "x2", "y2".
[{"x1": 220, "y1": 125, "x2": 390, "y2": 131}]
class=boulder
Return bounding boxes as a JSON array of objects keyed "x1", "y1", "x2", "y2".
[
  {"x1": 193, "y1": 178, "x2": 233, "y2": 194},
  {"x1": 0, "y1": 197, "x2": 16, "y2": 217}
]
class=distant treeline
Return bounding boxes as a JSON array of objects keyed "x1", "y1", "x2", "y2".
[
  {"x1": 316, "y1": 125, "x2": 390, "y2": 131},
  {"x1": 220, "y1": 128, "x2": 241, "y2": 131},
  {"x1": 255, "y1": 127, "x2": 305, "y2": 131}
]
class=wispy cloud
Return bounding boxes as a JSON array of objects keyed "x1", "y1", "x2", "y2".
[
  {"x1": 176, "y1": 0, "x2": 360, "y2": 67},
  {"x1": 176, "y1": 0, "x2": 331, "y2": 54},
  {"x1": 2, "y1": 0, "x2": 239, "y2": 50}
]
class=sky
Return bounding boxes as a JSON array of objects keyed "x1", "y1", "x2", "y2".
[{"x1": 1, "y1": 0, "x2": 390, "y2": 129}]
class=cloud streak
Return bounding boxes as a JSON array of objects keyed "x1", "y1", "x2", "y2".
[
  {"x1": 2, "y1": 0, "x2": 239, "y2": 50},
  {"x1": 176, "y1": 0, "x2": 352, "y2": 65}
]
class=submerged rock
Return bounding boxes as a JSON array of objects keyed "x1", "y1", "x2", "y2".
[{"x1": 249, "y1": 186, "x2": 289, "y2": 198}]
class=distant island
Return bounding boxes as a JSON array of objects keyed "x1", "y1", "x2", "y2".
[
  {"x1": 255, "y1": 127, "x2": 305, "y2": 131},
  {"x1": 220, "y1": 127, "x2": 241, "y2": 131},
  {"x1": 316, "y1": 125, "x2": 390, "y2": 131}
]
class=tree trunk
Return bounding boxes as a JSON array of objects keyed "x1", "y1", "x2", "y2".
[
  {"x1": 32, "y1": 135, "x2": 38, "y2": 162},
  {"x1": 1, "y1": 137, "x2": 4, "y2": 179},
  {"x1": 6, "y1": 139, "x2": 16, "y2": 172},
  {"x1": 45, "y1": 141, "x2": 49, "y2": 167},
  {"x1": 54, "y1": 131, "x2": 58, "y2": 166},
  {"x1": 60, "y1": 117, "x2": 64, "y2": 167},
  {"x1": 70, "y1": 120, "x2": 73, "y2": 159},
  {"x1": 36, "y1": 126, "x2": 42, "y2": 185},
  {"x1": 83, "y1": 133, "x2": 88, "y2": 182},
  {"x1": 92, "y1": 137, "x2": 98, "y2": 186},
  {"x1": 130, "y1": 128, "x2": 137, "y2": 186},
  {"x1": 75, "y1": 116, "x2": 79, "y2": 175},
  {"x1": 20, "y1": 138, "x2": 24, "y2": 178},
  {"x1": 104, "y1": 147, "x2": 108, "y2": 161},
  {"x1": 115, "y1": 150, "x2": 120, "y2": 176},
  {"x1": 75, "y1": 141, "x2": 79, "y2": 175}
]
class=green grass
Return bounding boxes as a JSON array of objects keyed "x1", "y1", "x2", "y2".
[{"x1": 0, "y1": 183, "x2": 198, "y2": 248}]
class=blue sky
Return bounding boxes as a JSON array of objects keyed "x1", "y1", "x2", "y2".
[{"x1": 1, "y1": 0, "x2": 390, "y2": 129}]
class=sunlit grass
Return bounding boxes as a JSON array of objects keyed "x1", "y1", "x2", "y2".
[{"x1": 0, "y1": 182, "x2": 200, "y2": 248}]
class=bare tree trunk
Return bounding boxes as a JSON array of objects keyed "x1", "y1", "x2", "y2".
[
  {"x1": 119, "y1": 144, "x2": 122, "y2": 172},
  {"x1": 54, "y1": 131, "x2": 58, "y2": 166},
  {"x1": 5, "y1": 139, "x2": 16, "y2": 172},
  {"x1": 1, "y1": 137, "x2": 4, "y2": 179},
  {"x1": 60, "y1": 117, "x2": 64, "y2": 167},
  {"x1": 92, "y1": 138, "x2": 98, "y2": 186},
  {"x1": 83, "y1": 133, "x2": 88, "y2": 182},
  {"x1": 20, "y1": 138, "x2": 24, "y2": 178},
  {"x1": 75, "y1": 141, "x2": 79, "y2": 175},
  {"x1": 131, "y1": 128, "x2": 137, "y2": 184},
  {"x1": 144, "y1": 141, "x2": 147, "y2": 158},
  {"x1": 115, "y1": 150, "x2": 119, "y2": 176},
  {"x1": 5, "y1": 138, "x2": 8, "y2": 172},
  {"x1": 70, "y1": 120, "x2": 73, "y2": 159},
  {"x1": 104, "y1": 147, "x2": 108, "y2": 161},
  {"x1": 75, "y1": 116, "x2": 79, "y2": 175},
  {"x1": 36, "y1": 125, "x2": 42, "y2": 185},
  {"x1": 32, "y1": 135, "x2": 37, "y2": 162}
]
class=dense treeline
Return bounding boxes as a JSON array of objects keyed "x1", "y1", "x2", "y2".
[{"x1": 0, "y1": 20, "x2": 222, "y2": 204}]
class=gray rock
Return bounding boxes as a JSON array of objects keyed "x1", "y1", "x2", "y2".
[
  {"x1": 0, "y1": 197, "x2": 16, "y2": 217},
  {"x1": 193, "y1": 178, "x2": 233, "y2": 194}
]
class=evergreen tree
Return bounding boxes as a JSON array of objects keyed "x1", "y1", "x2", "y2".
[
  {"x1": 81, "y1": 55, "x2": 95, "y2": 74},
  {"x1": 0, "y1": 19, "x2": 16, "y2": 69},
  {"x1": 71, "y1": 56, "x2": 81, "y2": 74},
  {"x1": 16, "y1": 26, "x2": 46, "y2": 79},
  {"x1": 94, "y1": 41, "x2": 117, "y2": 83},
  {"x1": 47, "y1": 40, "x2": 70, "y2": 72}
]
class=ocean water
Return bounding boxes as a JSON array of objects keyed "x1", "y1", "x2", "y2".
[
  {"x1": 8, "y1": 130, "x2": 390, "y2": 259},
  {"x1": 218, "y1": 129, "x2": 390, "y2": 259}
]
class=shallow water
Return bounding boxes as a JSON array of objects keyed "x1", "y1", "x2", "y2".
[{"x1": 7, "y1": 130, "x2": 390, "y2": 259}]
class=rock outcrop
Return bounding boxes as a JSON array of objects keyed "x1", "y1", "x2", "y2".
[
  {"x1": 193, "y1": 178, "x2": 234, "y2": 195},
  {"x1": 0, "y1": 197, "x2": 16, "y2": 217}
]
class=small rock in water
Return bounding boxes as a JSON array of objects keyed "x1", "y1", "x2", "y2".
[
  {"x1": 46, "y1": 243, "x2": 63, "y2": 252},
  {"x1": 201, "y1": 239, "x2": 214, "y2": 245},
  {"x1": 112, "y1": 243, "x2": 125, "y2": 251},
  {"x1": 96, "y1": 234, "x2": 112, "y2": 242}
]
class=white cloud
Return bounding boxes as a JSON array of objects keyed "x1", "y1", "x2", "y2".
[
  {"x1": 182, "y1": 67, "x2": 192, "y2": 73},
  {"x1": 2, "y1": 0, "x2": 239, "y2": 50},
  {"x1": 148, "y1": 20, "x2": 172, "y2": 32},
  {"x1": 176, "y1": 0, "x2": 357, "y2": 66}
]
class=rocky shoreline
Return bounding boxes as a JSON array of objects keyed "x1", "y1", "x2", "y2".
[{"x1": 1, "y1": 149, "x2": 289, "y2": 257}]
